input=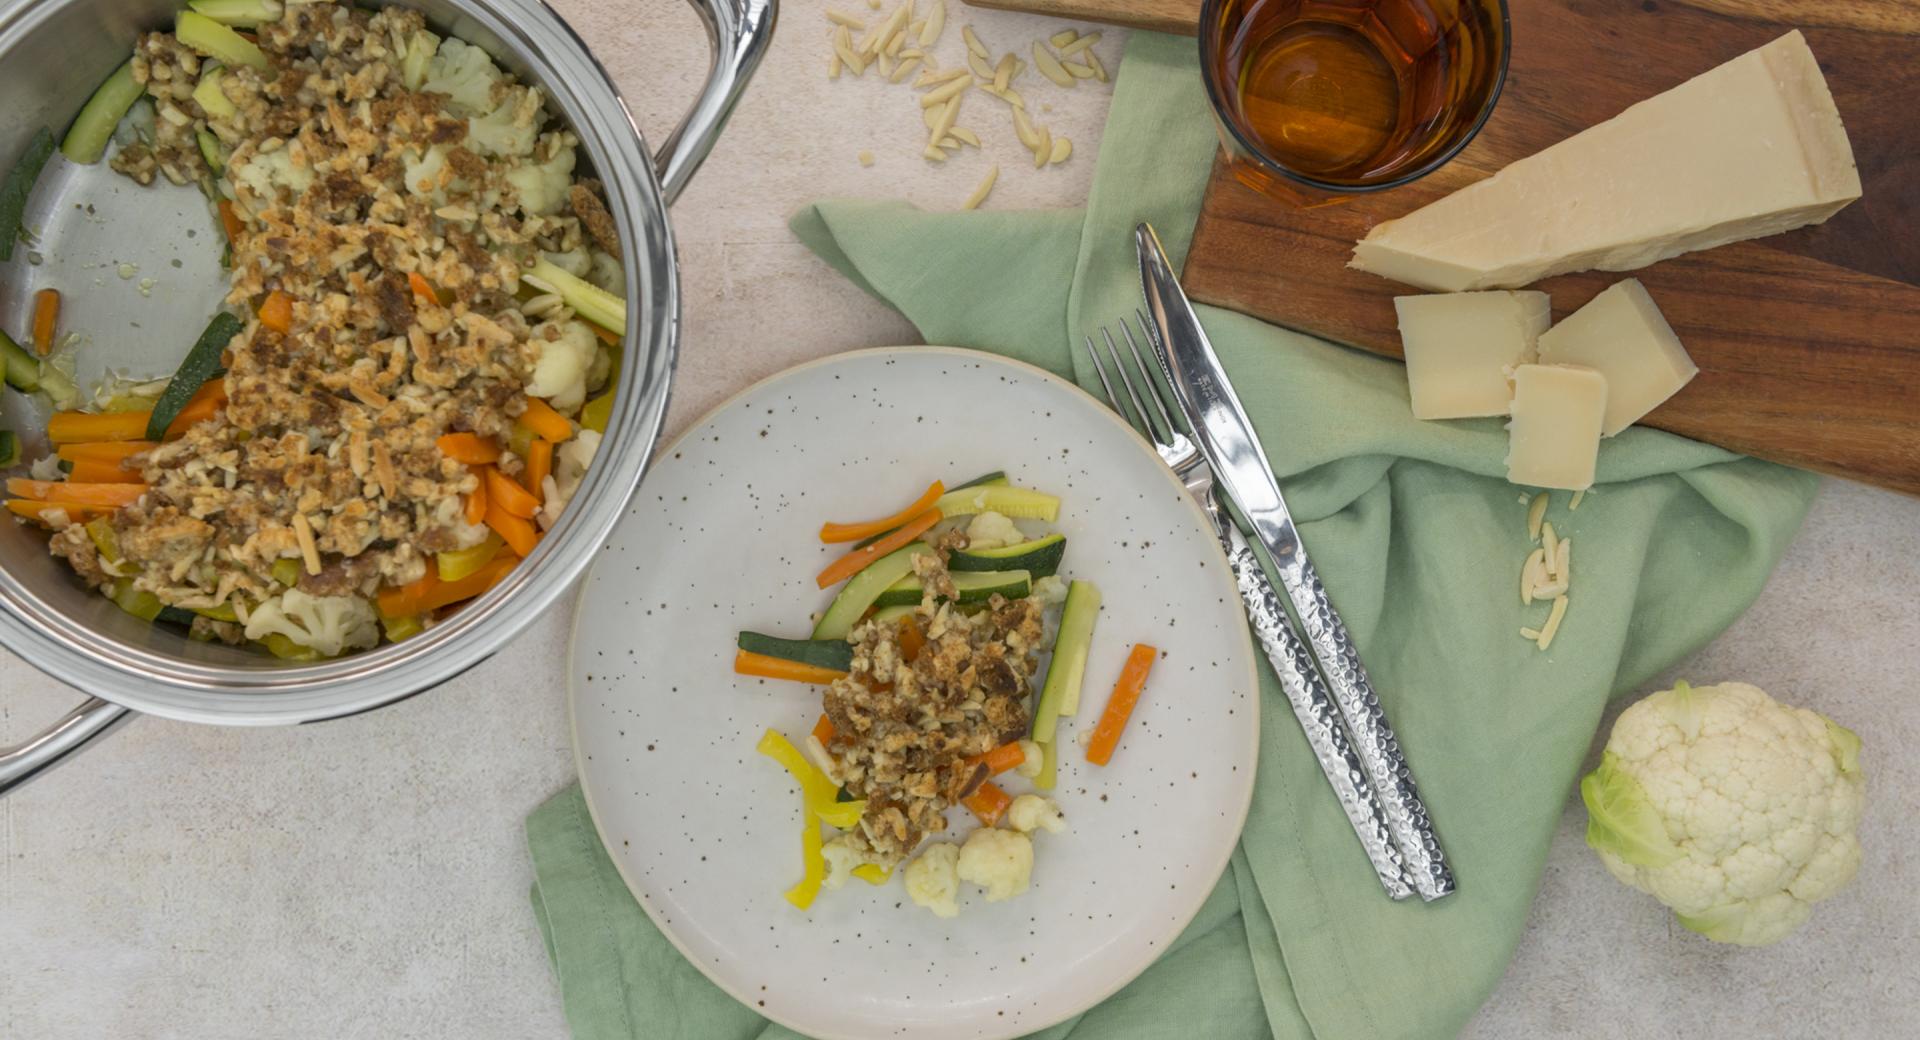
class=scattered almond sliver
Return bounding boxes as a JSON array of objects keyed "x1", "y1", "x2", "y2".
[
  {"x1": 823, "y1": 6, "x2": 1110, "y2": 206},
  {"x1": 1518, "y1": 493, "x2": 1581, "y2": 650}
]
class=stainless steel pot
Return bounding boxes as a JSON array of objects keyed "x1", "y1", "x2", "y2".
[{"x1": 0, "y1": 0, "x2": 775, "y2": 792}]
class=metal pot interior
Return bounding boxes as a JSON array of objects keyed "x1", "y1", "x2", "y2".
[{"x1": 0, "y1": 0, "x2": 675, "y2": 723}]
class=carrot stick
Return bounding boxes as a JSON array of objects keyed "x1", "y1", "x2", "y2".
[
  {"x1": 524, "y1": 438, "x2": 553, "y2": 501},
  {"x1": 47, "y1": 411, "x2": 150, "y2": 444},
  {"x1": 463, "y1": 474, "x2": 488, "y2": 527},
  {"x1": 407, "y1": 271, "x2": 441, "y2": 306},
  {"x1": 257, "y1": 290, "x2": 293, "y2": 334},
  {"x1": 816, "y1": 508, "x2": 941, "y2": 589},
  {"x1": 966, "y1": 742, "x2": 1026, "y2": 776},
  {"x1": 897, "y1": 613, "x2": 926, "y2": 662},
  {"x1": 66, "y1": 458, "x2": 139, "y2": 483},
  {"x1": 58, "y1": 441, "x2": 158, "y2": 463},
  {"x1": 436, "y1": 432, "x2": 501, "y2": 465},
  {"x1": 484, "y1": 500, "x2": 540, "y2": 556},
  {"x1": 5, "y1": 479, "x2": 147, "y2": 507},
  {"x1": 517, "y1": 397, "x2": 573, "y2": 443},
  {"x1": 217, "y1": 199, "x2": 244, "y2": 243},
  {"x1": 810, "y1": 714, "x2": 836, "y2": 745},
  {"x1": 416, "y1": 555, "x2": 517, "y2": 613},
  {"x1": 1086, "y1": 643, "x2": 1157, "y2": 766},
  {"x1": 378, "y1": 569, "x2": 437, "y2": 618},
  {"x1": 732, "y1": 649, "x2": 848, "y2": 684},
  {"x1": 587, "y1": 321, "x2": 619, "y2": 346},
  {"x1": 4, "y1": 499, "x2": 110, "y2": 524},
  {"x1": 962, "y1": 780, "x2": 1012, "y2": 827},
  {"x1": 484, "y1": 466, "x2": 540, "y2": 520},
  {"x1": 31, "y1": 288, "x2": 59, "y2": 356},
  {"x1": 164, "y1": 380, "x2": 227, "y2": 439},
  {"x1": 819, "y1": 481, "x2": 945, "y2": 543}
]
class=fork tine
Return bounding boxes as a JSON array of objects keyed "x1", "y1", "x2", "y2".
[
  {"x1": 1082, "y1": 335, "x2": 1129, "y2": 422},
  {"x1": 1101, "y1": 327, "x2": 1161, "y2": 441},
  {"x1": 1118, "y1": 318, "x2": 1183, "y2": 439},
  {"x1": 1134, "y1": 308, "x2": 1193, "y2": 434}
]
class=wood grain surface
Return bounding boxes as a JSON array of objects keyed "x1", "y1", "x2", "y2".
[
  {"x1": 973, "y1": 0, "x2": 1920, "y2": 493},
  {"x1": 964, "y1": 0, "x2": 1202, "y2": 34}
]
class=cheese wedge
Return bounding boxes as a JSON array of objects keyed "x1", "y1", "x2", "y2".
[
  {"x1": 1394, "y1": 290, "x2": 1551, "y2": 419},
  {"x1": 1537, "y1": 279, "x2": 1699, "y2": 436},
  {"x1": 1351, "y1": 31, "x2": 1860, "y2": 292},
  {"x1": 1506, "y1": 365, "x2": 1607, "y2": 491}
]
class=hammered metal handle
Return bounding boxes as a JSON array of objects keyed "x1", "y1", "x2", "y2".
[
  {"x1": 1271, "y1": 548, "x2": 1455, "y2": 900},
  {"x1": 1226, "y1": 531, "x2": 1414, "y2": 899}
]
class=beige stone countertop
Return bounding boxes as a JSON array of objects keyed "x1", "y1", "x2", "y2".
[{"x1": 2, "y1": 0, "x2": 1915, "y2": 1035}]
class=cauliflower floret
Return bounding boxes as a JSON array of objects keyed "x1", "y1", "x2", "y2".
[
  {"x1": 231, "y1": 145, "x2": 313, "y2": 201},
  {"x1": 1014, "y1": 738, "x2": 1045, "y2": 779},
  {"x1": 420, "y1": 37, "x2": 502, "y2": 116},
  {"x1": 542, "y1": 247, "x2": 591, "y2": 278},
  {"x1": 1582, "y1": 680, "x2": 1865, "y2": 947},
  {"x1": 401, "y1": 143, "x2": 449, "y2": 199},
  {"x1": 506, "y1": 133, "x2": 576, "y2": 215},
  {"x1": 1031, "y1": 575, "x2": 1068, "y2": 607},
  {"x1": 821, "y1": 832, "x2": 884, "y2": 891},
  {"x1": 537, "y1": 429, "x2": 601, "y2": 530},
  {"x1": 527, "y1": 320, "x2": 597, "y2": 413},
  {"x1": 1007, "y1": 795, "x2": 1066, "y2": 835},
  {"x1": 957, "y1": 827, "x2": 1033, "y2": 902},
  {"x1": 242, "y1": 588, "x2": 379, "y2": 658},
  {"x1": 963, "y1": 510, "x2": 1022, "y2": 551},
  {"x1": 587, "y1": 249, "x2": 625, "y2": 294},
  {"x1": 28, "y1": 453, "x2": 64, "y2": 481},
  {"x1": 904, "y1": 842, "x2": 962, "y2": 918},
  {"x1": 466, "y1": 85, "x2": 541, "y2": 158}
]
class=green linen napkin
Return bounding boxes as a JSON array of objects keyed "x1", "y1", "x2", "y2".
[{"x1": 528, "y1": 31, "x2": 1819, "y2": 1040}]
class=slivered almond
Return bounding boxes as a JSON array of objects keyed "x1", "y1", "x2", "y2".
[
  {"x1": 1526, "y1": 492, "x2": 1548, "y2": 539},
  {"x1": 858, "y1": 150, "x2": 875, "y2": 166},
  {"x1": 829, "y1": 51, "x2": 843, "y2": 79},
  {"x1": 826, "y1": 9, "x2": 866, "y2": 29},
  {"x1": 949, "y1": 126, "x2": 980, "y2": 147},
  {"x1": 921, "y1": 75, "x2": 971, "y2": 107},
  {"x1": 1011, "y1": 104, "x2": 1040, "y2": 149},
  {"x1": 968, "y1": 50, "x2": 995, "y2": 79},
  {"x1": 1521, "y1": 547, "x2": 1547, "y2": 605},
  {"x1": 1048, "y1": 136, "x2": 1071, "y2": 163},
  {"x1": 962, "y1": 25, "x2": 988, "y2": 58},
  {"x1": 920, "y1": 0, "x2": 945, "y2": 45},
  {"x1": 1059, "y1": 31, "x2": 1099, "y2": 56},
  {"x1": 940, "y1": 135, "x2": 962, "y2": 149},
  {"x1": 1086, "y1": 50, "x2": 1107, "y2": 81},
  {"x1": 877, "y1": 52, "x2": 895, "y2": 77},
  {"x1": 963, "y1": 165, "x2": 998, "y2": 209},
  {"x1": 292, "y1": 513, "x2": 322, "y2": 576},
  {"x1": 1032, "y1": 124, "x2": 1051, "y2": 168},
  {"x1": 993, "y1": 52, "x2": 1015, "y2": 91},
  {"x1": 1032, "y1": 43, "x2": 1075, "y2": 86},
  {"x1": 1570, "y1": 489, "x2": 1586, "y2": 511},
  {"x1": 1050, "y1": 29, "x2": 1078, "y2": 47},
  {"x1": 890, "y1": 56, "x2": 922, "y2": 83},
  {"x1": 927, "y1": 94, "x2": 962, "y2": 148},
  {"x1": 1063, "y1": 61, "x2": 1096, "y2": 78},
  {"x1": 1536, "y1": 595, "x2": 1569, "y2": 650},
  {"x1": 923, "y1": 144, "x2": 948, "y2": 162},
  {"x1": 832, "y1": 28, "x2": 868, "y2": 75}
]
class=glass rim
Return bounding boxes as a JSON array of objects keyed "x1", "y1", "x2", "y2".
[{"x1": 1196, "y1": 0, "x2": 1513, "y2": 195}]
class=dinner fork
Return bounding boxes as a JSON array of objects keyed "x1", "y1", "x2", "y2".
[{"x1": 1083, "y1": 317, "x2": 1418, "y2": 900}]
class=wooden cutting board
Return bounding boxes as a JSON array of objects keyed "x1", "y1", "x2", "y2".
[{"x1": 965, "y1": 0, "x2": 1920, "y2": 494}]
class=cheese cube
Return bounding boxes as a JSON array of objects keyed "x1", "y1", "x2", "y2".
[
  {"x1": 1395, "y1": 291, "x2": 1551, "y2": 419},
  {"x1": 1537, "y1": 279, "x2": 1698, "y2": 436},
  {"x1": 1351, "y1": 31, "x2": 1860, "y2": 291},
  {"x1": 1506, "y1": 365, "x2": 1607, "y2": 491}
]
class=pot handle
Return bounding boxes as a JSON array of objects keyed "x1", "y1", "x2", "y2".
[
  {"x1": 654, "y1": 0, "x2": 776, "y2": 204},
  {"x1": 0, "y1": 696, "x2": 133, "y2": 796}
]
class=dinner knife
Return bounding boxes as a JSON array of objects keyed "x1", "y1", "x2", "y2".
[{"x1": 1135, "y1": 223, "x2": 1456, "y2": 902}]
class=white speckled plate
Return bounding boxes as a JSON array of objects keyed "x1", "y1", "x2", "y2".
[{"x1": 569, "y1": 348, "x2": 1258, "y2": 1040}]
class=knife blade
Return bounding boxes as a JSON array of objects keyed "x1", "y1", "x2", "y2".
[{"x1": 1136, "y1": 223, "x2": 1456, "y2": 902}]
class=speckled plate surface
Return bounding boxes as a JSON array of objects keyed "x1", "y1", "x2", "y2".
[{"x1": 569, "y1": 348, "x2": 1259, "y2": 1040}]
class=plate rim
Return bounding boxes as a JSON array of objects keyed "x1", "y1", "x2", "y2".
[{"x1": 566, "y1": 345, "x2": 1261, "y2": 1040}]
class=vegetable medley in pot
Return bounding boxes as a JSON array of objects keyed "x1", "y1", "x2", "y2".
[{"x1": 1, "y1": 1, "x2": 627, "y2": 657}]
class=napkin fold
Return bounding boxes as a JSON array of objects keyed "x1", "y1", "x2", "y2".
[{"x1": 529, "y1": 32, "x2": 1819, "y2": 1040}]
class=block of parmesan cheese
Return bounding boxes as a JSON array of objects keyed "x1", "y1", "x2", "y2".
[
  {"x1": 1507, "y1": 365, "x2": 1607, "y2": 490},
  {"x1": 1537, "y1": 279, "x2": 1699, "y2": 436},
  {"x1": 1351, "y1": 31, "x2": 1860, "y2": 292},
  {"x1": 1394, "y1": 290, "x2": 1551, "y2": 419}
]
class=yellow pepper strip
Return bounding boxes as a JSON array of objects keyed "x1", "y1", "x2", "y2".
[
  {"x1": 580, "y1": 393, "x2": 613, "y2": 434},
  {"x1": 817, "y1": 799, "x2": 865, "y2": 830},
  {"x1": 437, "y1": 532, "x2": 504, "y2": 582},
  {"x1": 785, "y1": 821, "x2": 825, "y2": 910},
  {"x1": 851, "y1": 863, "x2": 891, "y2": 886},
  {"x1": 759, "y1": 728, "x2": 842, "y2": 910},
  {"x1": 383, "y1": 614, "x2": 426, "y2": 642}
]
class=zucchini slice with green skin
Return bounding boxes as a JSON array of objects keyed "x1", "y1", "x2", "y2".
[
  {"x1": 0, "y1": 431, "x2": 20, "y2": 468},
  {"x1": 0, "y1": 126, "x2": 55, "y2": 262},
  {"x1": 193, "y1": 66, "x2": 237, "y2": 121},
  {"x1": 527, "y1": 258, "x2": 625, "y2": 336},
  {"x1": 866, "y1": 604, "x2": 916, "y2": 625},
  {"x1": 61, "y1": 58, "x2": 144, "y2": 164},
  {"x1": 2, "y1": 329, "x2": 41, "y2": 392},
  {"x1": 195, "y1": 129, "x2": 227, "y2": 174},
  {"x1": 950, "y1": 470, "x2": 1008, "y2": 491},
  {"x1": 950, "y1": 533, "x2": 1065, "y2": 578},
  {"x1": 811, "y1": 542, "x2": 934, "y2": 640},
  {"x1": 146, "y1": 312, "x2": 242, "y2": 440},
  {"x1": 175, "y1": 11, "x2": 271, "y2": 71},
  {"x1": 736, "y1": 632, "x2": 854, "y2": 673},
  {"x1": 1031, "y1": 579, "x2": 1100, "y2": 743},
  {"x1": 872, "y1": 569, "x2": 1031, "y2": 609},
  {"x1": 188, "y1": 0, "x2": 284, "y2": 28},
  {"x1": 933, "y1": 485, "x2": 1059, "y2": 522}
]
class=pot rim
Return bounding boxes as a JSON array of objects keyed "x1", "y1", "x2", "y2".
[{"x1": 0, "y1": 0, "x2": 679, "y2": 726}]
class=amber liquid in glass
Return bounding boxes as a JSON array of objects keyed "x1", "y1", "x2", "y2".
[{"x1": 1210, "y1": 0, "x2": 1502, "y2": 188}]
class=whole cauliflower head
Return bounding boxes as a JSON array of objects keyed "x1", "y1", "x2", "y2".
[
  {"x1": 1581, "y1": 681, "x2": 1864, "y2": 946},
  {"x1": 904, "y1": 842, "x2": 961, "y2": 918},
  {"x1": 957, "y1": 826, "x2": 1034, "y2": 902}
]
